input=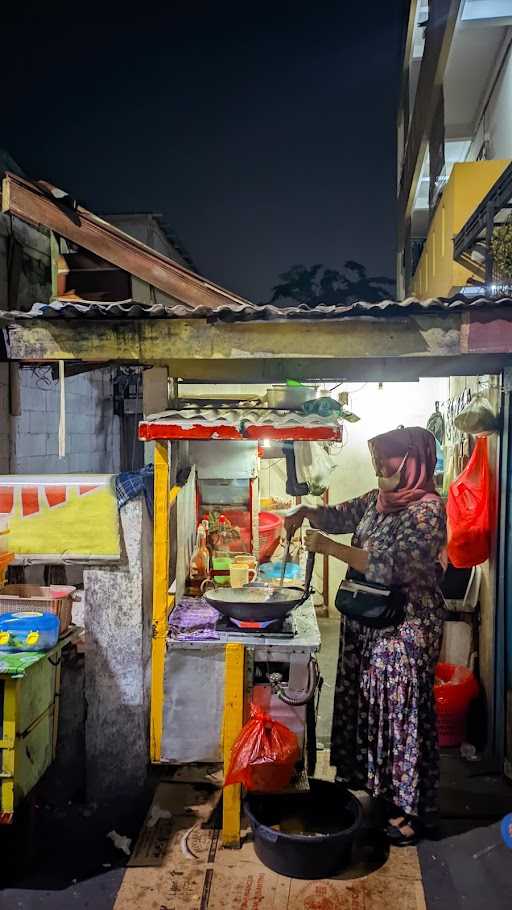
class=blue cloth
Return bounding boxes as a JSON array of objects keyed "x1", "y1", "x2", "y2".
[{"x1": 115, "y1": 464, "x2": 154, "y2": 517}]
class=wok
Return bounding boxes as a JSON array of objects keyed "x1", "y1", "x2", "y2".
[{"x1": 203, "y1": 552, "x2": 315, "y2": 623}]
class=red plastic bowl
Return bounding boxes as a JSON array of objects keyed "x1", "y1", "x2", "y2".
[{"x1": 223, "y1": 510, "x2": 283, "y2": 562}]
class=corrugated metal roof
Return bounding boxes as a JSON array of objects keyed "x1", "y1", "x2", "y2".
[
  {"x1": 139, "y1": 406, "x2": 343, "y2": 442},
  {"x1": 145, "y1": 406, "x2": 340, "y2": 429},
  {"x1": 2, "y1": 294, "x2": 512, "y2": 324}
]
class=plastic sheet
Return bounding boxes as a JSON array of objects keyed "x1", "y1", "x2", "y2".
[{"x1": 453, "y1": 393, "x2": 500, "y2": 437}]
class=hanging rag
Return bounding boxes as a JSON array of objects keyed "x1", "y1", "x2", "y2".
[
  {"x1": 427, "y1": 403, "x2": 445, "y2": 444},
  {"x1": 115, "y1": 464, "x2": 154, "y2": 517},
  {"x1": 283, "y1": 442, "x2": 309, "y2": 497}
]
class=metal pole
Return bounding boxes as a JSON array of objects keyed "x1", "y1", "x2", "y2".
[
  {"x1": 485, "y1": 202, "x2": 495, "y2": 288},
  {"x1": 495, "y1": 368, "x2": 512, "y2": 768}
]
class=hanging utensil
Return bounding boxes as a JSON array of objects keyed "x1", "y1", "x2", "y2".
[
  {"x1": 304, "y1": 549, "x2": 316, "y2": 595},
  {"x1": 280, "y1": 533, "x2": 292, "y2": 587}
]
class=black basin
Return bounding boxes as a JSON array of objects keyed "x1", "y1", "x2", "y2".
[{"x1": 244, "y1": 778, "x2": 363, "y2": 879}]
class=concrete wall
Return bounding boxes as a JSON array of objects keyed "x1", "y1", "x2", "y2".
[
  {"x1": 11, "y1": 366, "x2": 121, "y2": 475},
  {"x1": 469, "y1": 40, "x2": 512, "y2": 161},
  {"x1": 83, "y1": 498, "x2": 152, "y2": 803},
  {"x1": 105, "y1": 213, "x2": 190, "y2": 268}
]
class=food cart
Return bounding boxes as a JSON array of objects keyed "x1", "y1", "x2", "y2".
[{"x1": 138, "y1": 404, "x2": 343, "y2": 846}]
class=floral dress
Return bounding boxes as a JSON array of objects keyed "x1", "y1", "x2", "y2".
[{"x1": 311, "y1": 490, "x2": 446, "y2": 818}]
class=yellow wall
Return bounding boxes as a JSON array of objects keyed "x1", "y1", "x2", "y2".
[{"x1": 412, "y1": 160, "x2": 511, "y2": 298}]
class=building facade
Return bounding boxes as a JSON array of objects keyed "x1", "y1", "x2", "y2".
[{"x1": 397, "y1": 0, "x2": 512, "y2": 298}]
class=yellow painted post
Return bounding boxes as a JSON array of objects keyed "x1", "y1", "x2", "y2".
[
  {"x1": 1, "y1": 679, "x2": 17, "y2": 821},
  {"x1": 150, "y1": 441, "x2": 170, "y2": 762},
  {"x1": 222, "y1": 642, "x2": 246, "y2": 847}
]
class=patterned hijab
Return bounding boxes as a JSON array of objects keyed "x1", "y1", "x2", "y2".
[{"x1": 368, "y1": 426, "x2": 439, "y2": 515}]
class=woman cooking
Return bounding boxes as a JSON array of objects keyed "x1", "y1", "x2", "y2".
[{"x1": 285, "y1": 427, "x2": 446, "y2": 846}]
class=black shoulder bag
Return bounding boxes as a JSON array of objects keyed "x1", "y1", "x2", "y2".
[{"x1": 335, "y1": 569, "x2": 406, "y2": 629}]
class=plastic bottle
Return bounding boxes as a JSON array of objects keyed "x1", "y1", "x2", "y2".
[
  {"x1": 215, "y1": 515, "x2": 230, "y2": 555},
  {"x1": 189, "y1": 524, "x2": 210, "y2": 583}
]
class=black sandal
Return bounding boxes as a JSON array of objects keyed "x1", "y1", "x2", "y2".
[{"x1": 385, "y1": 814, "x2": 424, "y2": 847}]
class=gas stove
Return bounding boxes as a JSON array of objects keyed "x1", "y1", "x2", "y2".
[{"x1": 215, "y1": 613, "x2": 296, "y2": 639}]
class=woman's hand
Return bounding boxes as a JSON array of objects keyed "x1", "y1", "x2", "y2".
[
  {"x1": 304, "y1": 529, "x2": 332, "y2": 556},
  {"x1": 284, "y1": 506, "x2": 309, "y2": 539},
  {"x1": 304, "y1": 532, "x2": 370, "y2": 572}
]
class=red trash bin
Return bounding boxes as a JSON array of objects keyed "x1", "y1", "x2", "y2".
[{"x1": 434, "y1": 663, "x2": 479, "y2": 747}]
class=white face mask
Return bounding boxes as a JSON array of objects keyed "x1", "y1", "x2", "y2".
[{"x1": 376, "y1": 452, "x2": 408, "y2": 492}]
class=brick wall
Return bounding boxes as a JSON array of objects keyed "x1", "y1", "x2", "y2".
[{"x1": 12, "y1": 366, "x2": 121, "y2": 475}]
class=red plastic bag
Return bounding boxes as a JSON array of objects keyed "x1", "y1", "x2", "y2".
[
  {"x1": 447, "y1": 437, "x2": 491, "y2": 568},
  {"x1": 224, "y1": 704, "x2": 300, "y2": 792}
]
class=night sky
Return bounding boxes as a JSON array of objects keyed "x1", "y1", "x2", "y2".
[{"x1": 3, "y1": 5, "x2": 404, "y2": 301}]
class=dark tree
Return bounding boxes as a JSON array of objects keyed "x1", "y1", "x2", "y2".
[{"x1": 266, "y1": 261, "x2": 395, "y2": 308}]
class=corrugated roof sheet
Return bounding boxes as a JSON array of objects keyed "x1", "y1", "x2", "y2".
[
  {"x1": 139, "y1": 406, "x2": 343, "y2": 441},
  {"x1": 2, "y1": 294, "x2": 512, "y2": 324},
  {"x1": 144, "y1": 406, "x2": 340, "y2": 429}
]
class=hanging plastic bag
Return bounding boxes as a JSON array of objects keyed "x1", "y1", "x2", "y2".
[
  {"x1": 447, "y1": 437, "x2": 492, "y2": 568},
  {"x1": 453, "y1": 393, "x2": 500, "y2": 437},
  {"x1": 294, "y1": 442, "x2": 336, "y2": 497},
  {"x1": 224, "y1": 704, "x2": 300, "y2": 792}
]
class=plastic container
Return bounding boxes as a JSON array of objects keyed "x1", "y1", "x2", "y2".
[
  {"x1": 266, "y1": 385, "x2": 315, "y2": 409},
  {"x1": 244, "y1": 779, "x2": 362, "y2": 879},
  {"x1": 223, "y1": 510, "x2": 283, "y2": 562},
  {"x1": 434, "y1": 662, "x2": 479, "y2": 747},
  {"x1": 0, "y1": 611, "x2": 60, "y2": 652},
  {"x1": 259, "y1": 561, "x2": 302, "y2": 583},
  {"x1": 0, "y1": 585, "x2": 75, "y2": 633}
]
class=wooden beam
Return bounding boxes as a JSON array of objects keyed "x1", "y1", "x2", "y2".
[
  {"x1": 2, "y1": 173, "x2": 250, "y2": 311},
  {"x1": 50, "y1": 232, "x2": 60, "y2": 300}
]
